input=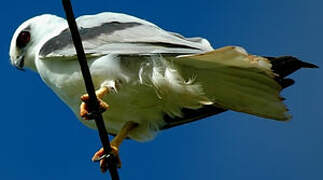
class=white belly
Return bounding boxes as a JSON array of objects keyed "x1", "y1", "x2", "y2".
[{"x1": 35, "y1": 54, "x2": 208, "y2": 141}]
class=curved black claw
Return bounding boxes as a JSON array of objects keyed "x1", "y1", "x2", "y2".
[
  {"x1": 92, "y1": 150, "x2": 122, "y2": 173},
  {"x1": 99, "y1": 153, "x2": 121, "y2": 172}
]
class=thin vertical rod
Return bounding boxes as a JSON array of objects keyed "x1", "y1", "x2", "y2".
[{"x1": 61, "y1": 0, "x2": 120, "y2": 179}]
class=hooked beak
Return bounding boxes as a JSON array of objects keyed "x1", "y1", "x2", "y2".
[{"x1": 13, "y1": 55, "x2": 25, "y2": 71}]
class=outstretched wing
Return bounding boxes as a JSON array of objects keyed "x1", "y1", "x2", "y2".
[{"x1": 39, "y1": 12, "x2": 213, "y2": 59}]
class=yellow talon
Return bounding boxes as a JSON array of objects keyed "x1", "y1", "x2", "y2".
[
  {"x1": 79, "y1": 86, "x2": 110, "y2": 120},
  {"x1": 91, "y1": 121, "x2": 138, "y2": 173}
]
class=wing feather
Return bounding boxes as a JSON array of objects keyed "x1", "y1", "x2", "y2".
[{"x1": 39, "y1": 12, "x2": 212, "y2": 59}]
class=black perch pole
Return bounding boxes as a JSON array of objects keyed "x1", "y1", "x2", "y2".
[{"x1": 61, "y1": 0, "x2": 120, "y2": 179}]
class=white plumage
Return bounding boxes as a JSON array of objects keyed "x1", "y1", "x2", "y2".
[{"x1": 10, "y1": 12, "x2": 311, "y2": 142}]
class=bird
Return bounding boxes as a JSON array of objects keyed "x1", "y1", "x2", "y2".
[{"x1": 9, "y1": 12, "x2": 318, "y2": 172}]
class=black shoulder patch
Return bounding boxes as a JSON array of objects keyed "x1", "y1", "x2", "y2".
[{"x1": 39, "y1": 22, "x2": 142, "y2": 57}]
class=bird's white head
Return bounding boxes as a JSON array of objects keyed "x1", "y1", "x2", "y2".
[{"x1": 9, "y1": 14, "x2": 67, "y2": 71}]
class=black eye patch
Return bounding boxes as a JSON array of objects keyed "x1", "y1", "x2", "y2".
[{"x1": 16, "y1": 31, "x2": 31, "y2": 48}]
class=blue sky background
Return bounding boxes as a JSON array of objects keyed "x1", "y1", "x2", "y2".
[{"x1": 1, "y1": 0, "x2": 322, "y2": 179}]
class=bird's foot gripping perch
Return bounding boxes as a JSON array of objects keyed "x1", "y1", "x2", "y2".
[
  {"x1": 92, "y1": 121, "x2": 138, "y2": 173},
  {"x1": 79, "y1": 82, "x2": 138, "y2": 172},
  {"x1": 80, "y1": 86, "x2": 110, "y2": 120},
  {"x1": 91, "y1": 144, "x2": 121, "y2": 172}
]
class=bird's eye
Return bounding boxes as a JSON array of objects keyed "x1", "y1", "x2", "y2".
[{"x1": 16, "y1": 31, "x2": 31, "y2": 48}]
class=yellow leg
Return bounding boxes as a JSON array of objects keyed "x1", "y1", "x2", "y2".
[
  {"x1": 111, "y1": 121, "x2": 138, "y2": 148},
  {"x1": 96, "y1": 86, "x2": 110, "y2": 99},
  {"x1": 92, "y1": 121, "x2": 138, "y2": 172}
]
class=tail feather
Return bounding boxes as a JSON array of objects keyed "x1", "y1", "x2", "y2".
[
  {"x1": 166, "y1": 47, "x2": 318, "y2": 122},
  {"x1": 172, "y1": 47, "x2": 291, "y2": 121}
]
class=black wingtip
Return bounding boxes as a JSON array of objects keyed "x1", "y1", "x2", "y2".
[
  {"x1": 264, "y1": 56, "x2": 318, "y2": 90},
  {"x1": 265, "y1": 56, "x2": 318, "y2": 78},
  {"x1": 278, "y1": 78, "x2": 295, "y2": 89},
  {"x1": 279, "y1": 56, "x2": 319, "y2": 69},
  {"x1": 299, "y1": 61, "x2": 319, "y2": 69}
]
